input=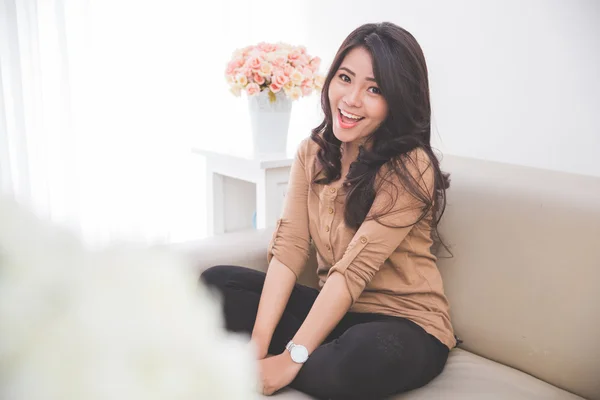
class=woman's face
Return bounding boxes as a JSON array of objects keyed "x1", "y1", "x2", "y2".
[{"x1": 328, "y1": 46, "x2": 388, "y2": 145}]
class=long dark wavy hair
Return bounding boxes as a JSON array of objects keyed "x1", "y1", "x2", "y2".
[{"x1": 311, "y1": 22, "x2": 450, "y2": 249}]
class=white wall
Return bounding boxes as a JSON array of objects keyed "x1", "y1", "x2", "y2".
[{"x1": 302, "y1": 0, "x2": 600, "y2": 177}]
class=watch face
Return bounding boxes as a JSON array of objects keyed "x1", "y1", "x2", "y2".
[{"x1": 290, "y1": 345, "x2": 309, "y2": 363}]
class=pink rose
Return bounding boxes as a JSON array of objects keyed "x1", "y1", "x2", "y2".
[
  {"x1": 258, "y1": 42, "x2": 277, "y2": 52},
  {"x1": 253, "y1": 73, "x2": 265, "y2": 85},
  {"x1": 272, "y1": 55, "x2": 287, "y2": 68},
  {"x1": 246, "y1": 82, "x2": 260, "y2": 96},
  {"x1": 272, "y1": 67, "x2": 284, "y2": 77},
  {"x1": 283, "y1": 64, "x2": 294, "y2": 77},
  {"x1": 236, "y1": 67, "x2": 251, "y2": 78},
  {"x1": 309, "y1": 56, "x2": 321, "y2": 71},
  {"x1": 247, "y1": 56, "x2": 262, "y2": 72},
  {"x1": 301, "y1": 84, "x2": 313, "y2": 96},
  {"x1": 272, "y1": 72, "x2": 289, "y2": 87},
  {"x1": 297, "y1": 46, "x2": 307, "y2": 54},
  {"x1": 302, "y1": 67, "x2": 313, "y2": 79},
  {"x1": 288, "y1": 49, "x2": 301, "y2": 61},
  {"x1": 226, "y1": 58, "x2": 243, "y2": 75},
  {"x1": 269, "y1": 83, "x2": 282, "y2": 93},
  {"x1": 293, "y1": 54, "x2": 309, "y2": 68}
]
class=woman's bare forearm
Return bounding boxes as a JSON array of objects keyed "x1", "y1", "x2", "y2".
[
  {"x1": 251, "y1": 257, "x2": 297, "y2": 358},
  {"x1": 291, "y1": 272, "x2": 352, "y2": 354}
]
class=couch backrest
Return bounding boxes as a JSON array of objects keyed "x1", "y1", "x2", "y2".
[{"x1": 437, "y1": 155, "x2": 600, "y2": 400}]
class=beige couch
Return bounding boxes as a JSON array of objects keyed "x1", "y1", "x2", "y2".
[{"x1": 181, "y1": 154, "x2": 600, "y2": 400}]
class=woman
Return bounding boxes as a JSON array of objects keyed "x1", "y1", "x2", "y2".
[{"x1": 201, "y1": 22, "x2": 455, "y2": 399}]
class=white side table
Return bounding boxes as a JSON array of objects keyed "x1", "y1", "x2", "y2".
[{"x1": 193, "y1": 148, "x2": 293, "y2": 236}]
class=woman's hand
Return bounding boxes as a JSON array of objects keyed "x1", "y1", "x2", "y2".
[
  {"x1": 250, "y1": 333, "x2": 271, "y2": 360},
  {"x1": 257, "y1": 352, "x2": 303, "y2": 396}
]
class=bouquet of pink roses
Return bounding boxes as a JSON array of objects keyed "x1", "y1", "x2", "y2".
[{"x1": 225, "y1": 42, "x2": 325, "y2": 102}]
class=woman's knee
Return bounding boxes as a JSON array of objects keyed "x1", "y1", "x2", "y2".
[
  {"x1": 341, "y1": 321, "x2": 444, "y2": 395},
  {"x1": 199, "y1": 264, "x2": 235, "y2": 287},
  {"x1": 200, "y1": 265, "x2": 266, "y2": 293}
]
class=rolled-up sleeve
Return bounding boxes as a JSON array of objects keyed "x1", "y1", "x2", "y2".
[
  {"x1": 267, "y1": 139, "x2": 311, "y2": 279},
  {"x1": 327, "y1": 149, "x2": 435, "y2": 302}
]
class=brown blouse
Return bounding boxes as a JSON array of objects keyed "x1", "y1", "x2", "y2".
[{"x1": 267, "y1": 136, "x2": 455, "y2": 349}]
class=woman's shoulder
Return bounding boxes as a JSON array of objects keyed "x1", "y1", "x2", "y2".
[
  {"x1": 403, "y1": 147, "x2": 434, "y2": 170},
  {"x1": 373, "y1": 147, "x2": 437, "y2": 203},
  {"x1": 294, "y1": 135, "x2": 321, "y2": 165},
  {"x1": 380, "y1": 147, "x2": 434, "y2": 180}
]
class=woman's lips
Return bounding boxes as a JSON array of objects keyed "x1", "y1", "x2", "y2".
[{"x1": 337, "y1": 108, "x2": 364, "y2": 129}]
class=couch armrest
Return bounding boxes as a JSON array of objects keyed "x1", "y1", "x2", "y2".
[{"x1": 172, "y1": 229, "x2": 272, "y2": 276}]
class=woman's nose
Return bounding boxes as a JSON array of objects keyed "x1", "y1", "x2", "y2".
[{"x1": 343, "y1": 87, "x2": 362, "y2": 108}]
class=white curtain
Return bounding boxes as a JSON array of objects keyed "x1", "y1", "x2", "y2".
[
  {"x1": 1, "y1": 0, "x2": 316, "y2": 246},
  {"x1": 0, "y1": 0, "x2": 81, "y2": 225}
]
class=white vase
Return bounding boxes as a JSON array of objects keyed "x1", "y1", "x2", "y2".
[{"x1": 248, "y1": 90, "x2": 292, "y2": 156}]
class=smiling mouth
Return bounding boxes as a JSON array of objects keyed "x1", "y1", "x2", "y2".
[
  {"x1": 339, "y1": 108, "x2": 364, "y2": 120},
  {"x1": 337, "y1": 108, "x2": 364, "y2": 128}
]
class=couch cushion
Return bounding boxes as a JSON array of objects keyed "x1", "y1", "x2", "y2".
[
  {"x1": 393, "y1": 349, "x2": 583, "y2": 400},
  {"x1": 437, "y1": 155, "x2": 600, "y2": 399},
  {"x1": 263, "y1": 349, "x2": 583, "y2": 400},
  {"x1": 261, "y1": 387, "x2": 314, "y2": 399}
]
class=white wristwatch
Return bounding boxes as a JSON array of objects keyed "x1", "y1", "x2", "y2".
[{"x1": 286, "y1": 340, "x2": 309, "y2": 364}]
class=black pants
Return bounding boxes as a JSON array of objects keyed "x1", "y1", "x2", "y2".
[{"x1": 200, "y1": 265, "x2": 449, "y2": 400}]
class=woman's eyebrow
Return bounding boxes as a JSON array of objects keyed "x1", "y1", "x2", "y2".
[{"x1": 339, "y1": 66, "x2": 377, "y2": 82}]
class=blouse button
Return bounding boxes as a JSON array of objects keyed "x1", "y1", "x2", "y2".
[
  {"x1": 330, "y1": 187, "x2": 336, "y2": 193},
  {"x1": 325, "y1": 226, "x2": 330, "y2": 232},
  {"x1": 326, "y1": 244, "x2": 331, "y2": 250},
  {"x1": 328, "y1": 207, "x2": 334, "y2": 214},
  {"x1": 360, "y1": 236, "x2": 367, "y2": 244}
]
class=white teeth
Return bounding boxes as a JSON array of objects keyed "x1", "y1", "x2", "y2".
[{"x1": 340, "y1": 109, "x2": 363, "y2": 120}]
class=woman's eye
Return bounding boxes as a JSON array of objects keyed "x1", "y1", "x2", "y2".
[
  {"x1": 339, "y1": 73, "x2": 351, "y2": 83},
  {"x1": 369, "y1": 87, "x2": 381, "y2": 95}
]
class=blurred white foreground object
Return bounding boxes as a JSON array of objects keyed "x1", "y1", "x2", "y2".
[{"x1": 0, "y1": 196, "x2": 258, "y2": 400}]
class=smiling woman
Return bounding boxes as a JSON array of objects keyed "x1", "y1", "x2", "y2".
[{"x1": 201, "y1": 21, "x2": 456, "y2": 400}]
